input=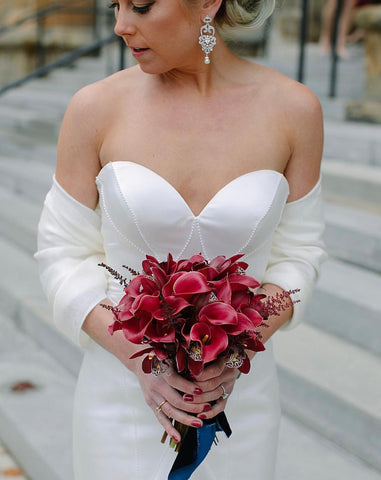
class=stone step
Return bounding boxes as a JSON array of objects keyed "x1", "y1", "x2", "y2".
[
  {"x1": 0, "y1": 313, "x2": 76, "y2": 480},
  {"x1": 323, "y1": 199, "x2": 381, "y2": 273},
  {"x1": 0, "y1": 237, "x2": 83, "y2": 378},
  {"x1": 0, "y1": 136, "x2": 56, "y2": 162},
  {"x1": 0, "y1": 156, "x2": 54, "y2": 204},
  {"x1": 323, "y1": 119, "x2": 381, "y2": 167},
  {"x1": 276, "y1": 415, "x2": 381, "y2": 480},
  {"x1": 0, "y1": 105, "x2": 60, "y2": 143},
  {"x1": 321, "y1": 160, "x2": 381, "y2": 211},
  {"x1": 0, "y1": 186, "x2": 42, "y2": 254},
  {"x1": 0, "y1": 88, "x2": 72, "y2": 115},
  {"x1": 305, "y1": 257, "x2": 381, "y2": 356},
  {"x1": 273, "y1": 322, "x2": 381, "y2": 472}
]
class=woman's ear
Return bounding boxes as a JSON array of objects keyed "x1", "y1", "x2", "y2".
[{"x1": 200, "y1": 0, "x2": 223, "y2": 20}]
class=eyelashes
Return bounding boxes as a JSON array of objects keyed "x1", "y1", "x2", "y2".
[
  {"x1": 133, "y1": 2, "x2": 154, "y2": 13},
  {"x1": 108, "y1": 2, "x2": 155, "y2": 14}
]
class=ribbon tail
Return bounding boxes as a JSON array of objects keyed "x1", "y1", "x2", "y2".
[{"x1": 168, "y1": 413, "x2": 232, "y2": 480}]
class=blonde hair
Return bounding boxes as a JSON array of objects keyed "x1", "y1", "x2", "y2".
[{"x1": 215, "y1": 0, "x2": 276, "y2": 27}]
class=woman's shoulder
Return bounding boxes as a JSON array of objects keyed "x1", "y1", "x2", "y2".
[
  {"x1": 242, "y1": 61, "x2": 323, "y2": 198},
  {"x1": 245, "y1": 60, "x2": 322, "y2": 114},
  {"x1": 64, "y1": 65, "x2": 141, "y2": 121}
]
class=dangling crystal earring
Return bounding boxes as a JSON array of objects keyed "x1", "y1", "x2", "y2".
[{"x1": 198, "y1": 15, "x2": 216, "y2": 65}]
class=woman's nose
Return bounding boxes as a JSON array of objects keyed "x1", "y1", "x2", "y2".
[{"x1": 114, "y1": 9, "x2": 136, "y2": 37}]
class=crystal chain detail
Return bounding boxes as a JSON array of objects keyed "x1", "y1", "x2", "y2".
[{"x1": 198, "y1": 15, "x2": 216, "y2": 65}]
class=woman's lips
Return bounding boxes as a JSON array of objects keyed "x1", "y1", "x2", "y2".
[{"x1": 131, "y1": 47, "x2": 149, "y2": 58}]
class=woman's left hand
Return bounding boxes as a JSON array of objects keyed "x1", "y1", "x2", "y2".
[{"x1": 190, "y1": 357, "x2": 241, "y2": 421}]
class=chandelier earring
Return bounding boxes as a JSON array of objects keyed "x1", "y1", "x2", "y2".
[{"x1": 198, "y1": 15, "x2": 217, "y2": 65}]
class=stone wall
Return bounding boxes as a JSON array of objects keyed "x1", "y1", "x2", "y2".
[
  {"x1": 0, "y1": 0, "x2": 97, "y2": 87},
  {"x1": 277, "y1": 0, "x2": 326, "y2": 42},
  {"x1": 347, "y1": 5, "x2": 381, "y2": 123}
]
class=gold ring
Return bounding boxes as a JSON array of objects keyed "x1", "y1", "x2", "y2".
[{"x1": 156, "y1": 400, "x2": 167, "y2": 413}]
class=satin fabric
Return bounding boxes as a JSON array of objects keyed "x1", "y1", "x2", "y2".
[{"x1": 35, "y1": 161, "x2": 327, "y2": 479}]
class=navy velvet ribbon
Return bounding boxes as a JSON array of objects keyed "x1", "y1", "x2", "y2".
[{"x1": 168, "y1": 412, "x2": 232, "y2": 480}]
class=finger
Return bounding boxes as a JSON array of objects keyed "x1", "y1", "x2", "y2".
[
  {"x1": 194, "y1": 359, "x2": 225, "y2": 382},
  {"x1": 154, "y1": 407, "x2": 182, "y2": 443},
  {"x1": 196, "y1": 397, "x2": 227, "y2": 421},
  {"x1": 195, "y1": 368, "x2": 239, "y2": 394},
  {"x1": 160, "y1": 401, "x2": 204, "y2": 430},
  {"x1": 189, "y1": 383, "x2": 228, "y2": 404},
  {"x1": 163, "y1": 369, "x2": 204, "y2": 396},
  {"x1": 192, "y1": 374, "x2": 238, "y2": 404},
  {"x1": 165, "y1": 388, "x2": 211, "y2": 414}
]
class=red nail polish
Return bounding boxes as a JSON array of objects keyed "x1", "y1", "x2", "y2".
[
  {"x1": 194, "y1": 388, "x2": 203, "y2": 395},
  {"x1": 192, "y1": 420, "x2": 202, "y2": 427},
  {"x1": 172, "y1": 436, "x2": 180, "y2": 443},
  {"x1": 184, "y1": 394, "x2": 194, "y2": 402},
  {"x1": 203, "y1": 404, "x2": 211, "y2": 412},
  {"x1": 198, "y1": 414, "x2": 207, "y2": 420}
]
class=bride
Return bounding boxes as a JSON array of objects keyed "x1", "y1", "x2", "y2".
[{"x1": 35, "y1": 0, "x2": 326, "y2": 478}]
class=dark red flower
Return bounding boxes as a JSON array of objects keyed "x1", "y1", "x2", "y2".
[
  {"x1": 188, "y1": 322, "x2": 228, "y2": 364},
  {"x1": 199, "y1": 302, "x2": 238, "y2": 326}
]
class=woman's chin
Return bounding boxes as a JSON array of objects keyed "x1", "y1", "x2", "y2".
[{"x1": 137, "y1": 62, "x2": 175, "y2": 76}]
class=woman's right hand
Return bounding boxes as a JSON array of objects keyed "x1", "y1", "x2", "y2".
[
  {"x1": 83, "y1": 303, "x2": 209, "y2": 442},
  {"x1": 132, "y1": 361, "x2": 211, "y2": 443}
]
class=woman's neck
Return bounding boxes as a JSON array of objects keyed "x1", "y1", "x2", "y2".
[{"x1": 158, "y1": 34, "x2": 241, "y2": 97}]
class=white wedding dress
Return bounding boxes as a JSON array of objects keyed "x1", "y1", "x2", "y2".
[{"x1": 35, "y1": 161, "x2": 327, "y2": 480}]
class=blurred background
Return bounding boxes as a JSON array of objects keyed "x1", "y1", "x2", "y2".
[{"x1": 0, "y1": 1, "x2": 380, "y2": 479}]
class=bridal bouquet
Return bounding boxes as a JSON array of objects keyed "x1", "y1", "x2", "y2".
[{"x1": 100, "y1": 253, "x2": 296, "y2": 479}]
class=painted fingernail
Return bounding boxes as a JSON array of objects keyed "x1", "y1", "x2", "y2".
[
  {"x1": 193, "y1": 388, "x2": 203, "y2": 395},
  {"x1": 192, "y1": 420, "x2": 202, "y2": 427},
  {"x1": 172, "y1": 435, "x2": 180, "y2": 443},
  {"x1": 198, "y1": 414, "x2": 207, "y2": 420},
  {"x1": 184, "y1": 394, "x2": 194, "y2": 402},
  {"x1": 203, "y1": 404, "x2": 211, "y2": 412}
]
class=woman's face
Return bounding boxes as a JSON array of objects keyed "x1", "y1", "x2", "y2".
[{"x1": 110, "y1": 0, "x2": 205, "y2": 74}]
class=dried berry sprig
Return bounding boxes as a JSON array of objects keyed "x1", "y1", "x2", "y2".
[
  {"x1": 98, "y1": 262, "x2": 129, "y2": 287},
  {"x1": 122, "y1": 265, "x2": 140, "y2": 276},
  {"x1": 99, "y1": 303, "x2": 119, "y2": 313},
  {"x1": 260, "y1": 289, "x2": 300, "y2": 319}
]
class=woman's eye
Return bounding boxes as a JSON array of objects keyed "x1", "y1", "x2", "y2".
[
  {"x1": 132, "y1": 2, "x2": 154, "y2": 14},
  {"x1": 108, "y1": 2, "x2": 119, "y2": 11}
]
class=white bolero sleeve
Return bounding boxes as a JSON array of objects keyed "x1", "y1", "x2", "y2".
[
  {"x1": 262, "y1": 176, "x2": 328, "y2": 330},
  {"x1": 34, "y1": 176, "x2": 108, "y2": 348}
]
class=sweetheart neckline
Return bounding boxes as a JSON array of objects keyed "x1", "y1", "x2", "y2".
[{"x1": 96, "y1": 161, "x2": 289, "y2": 219}]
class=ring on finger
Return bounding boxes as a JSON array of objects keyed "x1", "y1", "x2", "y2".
[
  {"x1": 156, "y1": 400, "x2": 167, "y2": 413},
  {"x1": 220, "y1": 384, "x2": 229, "y2": 400}
]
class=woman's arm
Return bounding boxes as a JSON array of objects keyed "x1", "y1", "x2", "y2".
[
  {"x1": 190, "y1": 84, "x2": 327, "y2": 418},
  {"x1": 37, "y1": 84, "x2": 214, "y2": 443}
]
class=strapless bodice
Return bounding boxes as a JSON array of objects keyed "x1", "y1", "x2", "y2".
[{"x1": 95, "y1": 161, "x2": 289, "y2": 302}]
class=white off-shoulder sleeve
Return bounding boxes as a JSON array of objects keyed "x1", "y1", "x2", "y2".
[
  {"x1": 34, "y1": 176, "x2": 108, "y2": 348},
  {"x1": 262, "y1": 176, "x2": 328, "y2": 330}
]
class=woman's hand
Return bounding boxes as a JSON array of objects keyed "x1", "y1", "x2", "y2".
[
  {"x1": 133, "y1": 361, "x2": 212, "y2": 443},
  {"x1": 192, "y1": 358, "x2": 241, "y2": 421}
]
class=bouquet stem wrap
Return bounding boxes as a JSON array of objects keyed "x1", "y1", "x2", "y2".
[{"x1": 168, "y1": 413, "x2": 231, "y2": 480}]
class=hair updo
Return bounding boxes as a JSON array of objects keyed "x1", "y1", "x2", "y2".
[{"x1": 215, "y1": 0, "x2": 276, "y2": 28}]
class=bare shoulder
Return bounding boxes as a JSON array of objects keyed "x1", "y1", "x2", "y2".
[
  {"x1": 55, "y1": 66, "x2": 141, "y2": 208},
  {"x1": 249, "y1": 63, "x2": 322, "y2": 122},
  {"x1": 251, "y1": 64, "x2": 324, "y2": 200},
  {"x1": 62, "y1": 64, "x2": 141, "y2": 128}
]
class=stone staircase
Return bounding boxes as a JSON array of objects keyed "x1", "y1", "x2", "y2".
[{"x1": 0, "y1": 50, "x2": 380, "y2": 480}]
